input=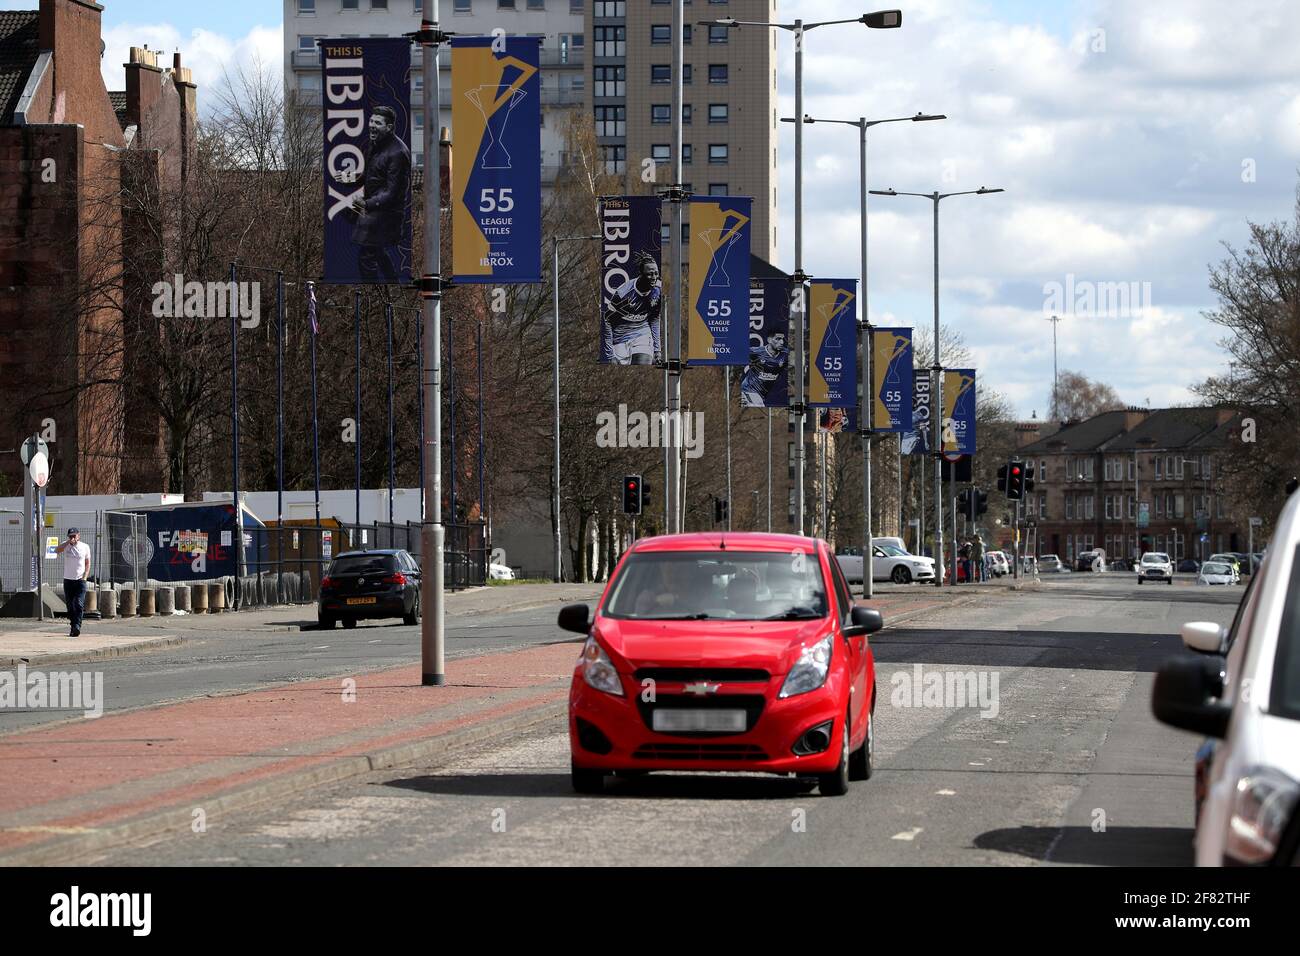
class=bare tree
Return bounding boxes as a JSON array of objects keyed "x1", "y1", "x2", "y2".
[{"x1": 1051, "y1": 369, "x2": 1125, "y2": 422}]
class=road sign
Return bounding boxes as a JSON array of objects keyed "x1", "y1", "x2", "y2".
[
  {"x1": 1249, "y1": 516, "x2": 1263, "y2": 527},
  {"x1": 29, "y1": 451, "x2": 49, "y2": 488},
  {"x1": 19, "y1": 436, "x2": 48, "y2": 467}
]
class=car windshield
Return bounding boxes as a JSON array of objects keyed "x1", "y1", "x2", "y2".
[
  {"x1": 879, "y1": 545, "x2": 909, "y2": 557},
  {"x1": 1209, "y1": 554, "x2": 1235, "y2": 563},
  {"x1": 1143, "y1": 553, "x2": 1169, "y2": 564},
  {"x1": 1202, "y1": 563, "x2": 1230, "y2": 575},
  {"x1": 603, "y1": 550, "x2": 829, "y2": 621},
  {"x1": 329, "y1": 554, "x2": 397, "y2": 575}
]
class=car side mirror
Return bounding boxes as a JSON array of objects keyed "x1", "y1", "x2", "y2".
[
  {"x1": 558, "y1": 602, "x2": 591, "y2": 634},
  {"x1": 1180, "y1": 621, "x2": 1225, "y2": 655},
  {"x1": 843, "y1": 605, "x2": 883, "y2": 637},
  {"x1": 1151, "y1": 655, "x2": 1230, "y2": 739}
]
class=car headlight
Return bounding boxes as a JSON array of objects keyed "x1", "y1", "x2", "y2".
[
  {"x1": 580, "y1": 636, "x2": 624, "y2": 697},
  {"x1": 779, "y1": 634, "x2": 833, "y2": 698},
  {"x1": 1224, "y1": 768, "x2": 1300, "y2": 865}
]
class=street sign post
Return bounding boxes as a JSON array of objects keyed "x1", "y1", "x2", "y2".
[
  {"x1": 19, "y1": 436, "x2": 48, "y2": 467},
  {"x1": 29, "y1": 451, "x2": 49, "y2": 488}
]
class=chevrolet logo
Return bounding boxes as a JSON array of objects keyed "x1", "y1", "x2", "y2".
[{"x1": 682, "y1": 681, "x2": 721, "y2": 696}]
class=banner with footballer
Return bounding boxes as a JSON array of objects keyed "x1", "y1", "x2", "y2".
[
  {"x1": 941, "y1": 368, "x2": 978, "y2": 455},
  {"x1": 319, "y1": 37, "x2": 413, "y2": 285},
  {"x1": 599, "y1": 196, "x2": 663, "y2": 365},
  {"x1": 902, "y1": 373, "x2": 931, "y2": 455},
  {"x1": 686, "y1": 196, "x2": 751, "y2": 366},
  {"x1": 450, "y1": 36, "x2": 543, "y2": 284},
  {"x1": 808, "y1": 279, "x2": 857, "y2": 407},
  {"x1": 740, "y1": 277, "x2": 791, "y2": 408}
]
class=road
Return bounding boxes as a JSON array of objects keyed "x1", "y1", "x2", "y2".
[{"x1": 82, "y1": 573, "x2": 1242, "y2": 866}]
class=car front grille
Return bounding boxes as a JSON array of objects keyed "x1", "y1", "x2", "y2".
[
  {"x1": 634, "y1": 667, "x2": 770, "y2": 684},
  {"x1": 633, "y1": 743, "x2": 769, "y2": 761}
]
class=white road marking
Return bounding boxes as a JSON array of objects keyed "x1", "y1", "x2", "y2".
[{"x1": 891, "y1": 827, "x2": 923, "y2": 841}]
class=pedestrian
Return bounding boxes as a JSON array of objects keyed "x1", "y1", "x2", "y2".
[
  {"x1": 55, "y1": 527, "x2": 91, "y2": 638},
  {"x1": 971, "y1": 536, "x2": 985, "y2": 583}
]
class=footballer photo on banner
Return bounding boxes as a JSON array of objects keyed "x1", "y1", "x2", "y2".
[{"x1": 599, "y1": 196, "x2": 663, "y2": 366}]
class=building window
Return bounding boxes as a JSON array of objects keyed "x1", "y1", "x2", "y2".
[
  {"x1": 601, "y1": 144, "x2": 625, "y2": 174},
  {"x1": 1128, "y1": 496, "x2": 1135, "y2": 518},
  {"x1": 373, "y1": 0, "x2": 388, "y2": 8},
  {"x1": 595, "y1": 105, "x2": 625, "y2": 137},
  {"x1": 682, "y1": 144, "x2": 693, "y2": 164},
  {"x1": 651, "y1": 64, "x2": 671, "y2": 84},
  {"x1": 708, "y1": 143, "x2": 728, "y2": 163},
  {"x1": 594, "y1": 66, "x2": 625, "y2": 97},
  {"x1": 595, "y1": 26, "x2": 626, "y2": 57},
  {"x1": 1066, "y1": 495, "x2": 1074, "y2": 519},
  {"x1": 593, "y1": 0, "x2": 622, "y2": 15},
  {"x1": 342, "y1": 0, "x2": 359, "y2": 9},
  {"x1": 1154, "y1": 456, "x2": 1162, "y2": 479},
  {"x1": 683, "y1": 104, "x2": 692, "y2": 123},
  {"x1": 298, "y1": 0, "x2": 316, "y2": 12},
  {"x1": 651, "y1": 104, "x2": 670, "y2": 124},
  {"x1": 1040, "y1": 460, "x2": 1047, "y2": 483},
  {"x1": 708, "y1": 103, "x2": 728, "y2": 123},
  {"x1": 709, "y1": 24, "x2": 729, "y2": 43},
  {"x1": 499, "y1": 0, "x2": 516, "y2": 7},
  {"x1": 1039, "y1": 494, "x2": 1047, "y2": 519},
  {"x1": 708, "y1": 183, "x2": 728, "y2": 195},
  {"x1": 571, "y1": 0, "x2": 583, "y2": 12},
  {"x1": 1155, "y1": 495, "x2": 1163, "y2": 516},
  {"x1": 651, "y1": 144, "x2": 670, "y2": 163},
  {"x1": 528, "y1": 0, "x2": 545, "y2": 8},
  {"x1": 651, "y1": 25, "x2": 671, "y2": 44},
  {"x1": 1127, "y1": 457, "x2": 1135, "y2": 481},
  {"x1": 709, "y1": 64, "x2": 729, "y2": 84},
  {"x1": 788, "y1": 442, "x2": 796, "y2": 481},
  {"x1": 1085, "y1": 496, "x2": 1094, "y2": 519}
]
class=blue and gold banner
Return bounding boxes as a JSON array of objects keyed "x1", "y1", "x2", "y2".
[
  {"x1": 808, "y1": 279, "x2": 857, "y2": 407},
  {"x1": 941, "y1": 368, "x2": 977, "y2": 455},
  {"x1": 320, "y1": 37, "x2": 413, "y2": 285},
  {"x1": 451, "y1": 36, "x2": 542, "y2": 283},
  {"x1": 599, "y1": 196, "x2": 663, "y2": 365},
  {"x1": 902, "y1": 373, "x2": 931, "y2": 455},
  {"x1": 687, "y1": 197, "x2": 751, "y2": 365},
  {"x1": 870, "y1": 327, "x2": 913, "y2": 432},
  {"x1": 740, "y1": 278, "x2": 791, "y2": 408}
]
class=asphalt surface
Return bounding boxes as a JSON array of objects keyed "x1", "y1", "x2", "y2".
[{"x1": 87, "y1": 573, "x2": 1243, "y2": 866}]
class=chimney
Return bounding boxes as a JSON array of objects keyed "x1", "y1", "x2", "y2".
[
  {"x1": 171, "y1": 50, "x2": 198, "y2": 187},
  {"x1": 1216, "y1": 407, "x2": 1236, "y2": 427},
  {"x1": 124, "y1": 43, "x2": 163, "y2": 130},
  {"x1": 1123, "y1": 406, "x2": 1150, "y2": 432}
]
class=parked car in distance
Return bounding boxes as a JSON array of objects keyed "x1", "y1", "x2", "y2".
[
  {"x1": 1177, "y1": 558, "x2": 1201, "y2": 574},
  {"x1": 985, "y1": 550, "x2": 1010, "y2": 577},
  {"x1": 1137, "y1": 551, "x2": 1174, "y2": 584},
  {"x1": 1076, "y1": 549, "x2": 1108, "y2": 572},
  {"x1": 836, "y1": 543, "x2": 935, "y2": 585},
  {"x1": 489, "y1": 562, "x2": 515, "y2": 581},
  {"x1": 318, "y1": 549, "x2": 422, "y2": 628},
  {"x1": 1208, "y1": 552, "x2": 1242, "y2": 578},
  {"x1": 1038, "y1": 555, "x2": 1065, "y2": 573},
  {"x1": 1197, "y1": 561, "x2": 1236, "y2": 586}
]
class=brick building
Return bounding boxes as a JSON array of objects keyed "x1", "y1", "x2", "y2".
[
  {"x1": 1016, "y1": 406, "x2": 1248, "y2": 566},
  {"x1": 0, "y1": 0, "x2": 196, "y2": 496}
]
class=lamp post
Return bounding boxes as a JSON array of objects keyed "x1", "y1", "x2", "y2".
[
  {"x1": 552, "y1": 234, "x2": 600, "y2": 582},
  {"x1": 869, "y1": 186, "x2": 1004, "y2": 586},
  {"x1": 707, "y1": 9, "x2": 903, "y2": 536},
  {"x1": 787, "y1": 110, "x2": 945, "y2": 597}
]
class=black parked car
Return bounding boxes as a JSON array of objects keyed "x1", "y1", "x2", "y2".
[
  {"x1": 319, "y1": 549, "x2": 422, "y2": 628},
  {"x1": 1177, "y1": 558, "x2": 1201, "y2": 573}
]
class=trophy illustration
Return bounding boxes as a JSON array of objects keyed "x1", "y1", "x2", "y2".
[
  {"x1": 698, "y1": 228, "x2": 743, "y2": 288},
  {"x1": 881, "y1": 332, "x2": 908, "y2": 385},
  {"x1": 818, "y1": 290, "x2": 855, "y2": 350},
  {"x1": 465, "y1": 82, "x2": 528, "y2": 170}
]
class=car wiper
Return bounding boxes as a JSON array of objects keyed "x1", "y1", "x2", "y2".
[
  {"x1": 643, "y1": 613, "x2": 712, "y2": 620},
  {"x1": 761, "y1": 608, "x2": 822, "y2": 620}
]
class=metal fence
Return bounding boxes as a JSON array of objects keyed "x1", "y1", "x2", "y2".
[{"x1": 0, "y1": 509, "x2": 146, "y2": 597}]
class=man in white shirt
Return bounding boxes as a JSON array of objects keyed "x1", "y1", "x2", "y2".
[{"x1": 55, "y1": 528, "x2": 91, "y2": 637}]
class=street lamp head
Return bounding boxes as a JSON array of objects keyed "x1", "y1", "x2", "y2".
[
  {"x1": 711, "y1": 17, "x2": 738, "y2": 28},
  {"x1": 913, "y1": 113, "x2": 947, "y2": 122},
  {"x1": 976, "y1": 186, "x2": 1005, "y2": 194},
  {"x1": 803, "y1": 114, "x2": 815, "y2": 123},
  {"x1": 860, "y1": 10, "x2": 903, "y2": 28},
  {"x1": 869, "y1": 188, "x2": 897, "y2": 196}
]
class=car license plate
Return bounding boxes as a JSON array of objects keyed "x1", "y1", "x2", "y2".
[
  {"x1": 652, "y1": 709, "x2": 747, "y2": 733},
  {"x1": 346, "y1": 597, "x2": 377, "y2": 605}
]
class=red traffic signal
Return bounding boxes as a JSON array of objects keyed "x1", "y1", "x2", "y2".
[{"x1": 622, "y1": 475, "x2": 643, "y2": 515}]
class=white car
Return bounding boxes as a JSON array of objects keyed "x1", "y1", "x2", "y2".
[
  {"x1": 1137, "y1": 551, "x2": 1173, "y2": 584},
  {"x1": 1153, "y1": 493, "x2": 1299, "y2": 866},
  {"x1": 985, "y1": 550, "x2": 1010, "y2": 577},
  {"x1": 836, "y1": 543, "x2": 935, "y2": 585},
  {"x1": 1197, "y1": 561, "x2": 1236, "y2": 586},
  {"x1": 489, "y1": 562, "x2": 515, "y2": 581}
]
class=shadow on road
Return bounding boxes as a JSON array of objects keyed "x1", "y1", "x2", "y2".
[
  {"x1": 872, "y1": 628, "x2": 1195, "y2": 673},
  {"x1": 382, "y1": 770, "x2": 819, "y2": 801},
  {"x1": 974, "y1": 824, "x2": 1194, "y2": 866}
]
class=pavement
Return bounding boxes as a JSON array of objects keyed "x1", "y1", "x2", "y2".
[{"x1": 0, "y1": 579, "x2": 988, "y2": 864}]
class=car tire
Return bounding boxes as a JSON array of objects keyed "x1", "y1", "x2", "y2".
[
  {"x1": 403, "y1": 591, "x2": 420, "y2": 626},
  {"x1": 849, "y1": 703, "x2": 874, "y2": 782},
  {"x1": 891, "y1": 565, "x2": 912, "y2": 585},
  {"x1": 818, "y1": 714, "x2": 851, "y2": 796},
  {"x1": 342, "y1": 616, "x2": 358, "y2": 629},
  {"x1": 571, "y1": 761, "x2": 604, "y2": 795},
  {"x1": 319, "y1": 612, "x2": 337, "y2": 629}
]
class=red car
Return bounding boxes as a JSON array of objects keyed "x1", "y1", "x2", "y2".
[{"x1": 560, "y1": 532, "x2": 883, "y2": 796}]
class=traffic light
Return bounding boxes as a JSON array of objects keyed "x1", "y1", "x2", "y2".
[
  {"x1": 997, "y1": 464, "x2": 1008, "y2": 494},
  {"x1": 714, "y1": 497, "x2": 729, "y2": 524},
  {"x1": 1007, "y1": 460, "x2": 1025, "y2": 501},
  {"x1": 641, "y1": 480, "x2": 653, "y2": 508},
  {"x1": 622, "y1": 475, "x2": 643, "y2": 516},
  {"x1": 1024, "y1": 462, "x2": 1036, "y2": 494},
  {"x1": 974, "y1": 489, "x2": 989, "y2": 518}
]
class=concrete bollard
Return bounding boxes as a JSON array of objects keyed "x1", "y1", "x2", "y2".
[
  {"x1": 174, "y1": 583, "x2": 190, "y2": 612},
  {"x1": 84, "y1": 585, "x2": 98, "y2": 615},
  {"x1": 157, "y1": 586, "x2": 174, "y2": 615},
  {"x1": 119, "y1": 587, "x2": 137, "y2": 618},
  {"x1": 98, "y1": 587, "x2": 117, "y2": 618},
  {"x1": 261, "y1": 572, "x2": 275, "y2": 606},
  {"x1": 301, "y1": 569, "x2": 313, "y2": 602},
  {"x1": 223, "y1": 576, "x2": 235, "y2": 609},
  {"x1": 208, "y1": 582, "x2": 226, "y2": 612},
  {"x1": 138, "y1": 587, "x2": 156, "y2": 617},
  {"x1": 191, "y1": 581, "x2": 208, "y2": 613}
]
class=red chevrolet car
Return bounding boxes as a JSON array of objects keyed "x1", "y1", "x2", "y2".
[{"x1": 560, "y1": 532, "x2": 882, "y2": 796}]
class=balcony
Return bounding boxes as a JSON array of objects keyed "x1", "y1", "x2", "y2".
[{"x1": 291, "y1": 49, "x2": 320, "y2": 70}]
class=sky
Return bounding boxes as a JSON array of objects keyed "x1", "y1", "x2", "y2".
[{"x1": 4, "y1": 0, "x2": 1296, "y2": 420}]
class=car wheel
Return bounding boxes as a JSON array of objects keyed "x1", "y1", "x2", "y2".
[
  {"x1": 818, "y1": 714, "x2": 851, "y2": 796},
  {"x1": 319, "y1": 612, "x2": 337, "y2": 629},
  {"x1": 1137, "y1": 578, "x2": 1143, "y2": 585},
  {"x1": 571, "y1": 761, "x2": 605, "y2": 794},
  {"x1": 402, "y1": 591, "x2": 420, "y2": 626},
  {"x1": 849, "y1": 709, "x2": 874, "y2": 782},
  {"x1": 891, "y1": 565, "x2": 912, "y2": 585},
  {"x1": 342, "y1": 616, "x2": 358, "y2": 629}
]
